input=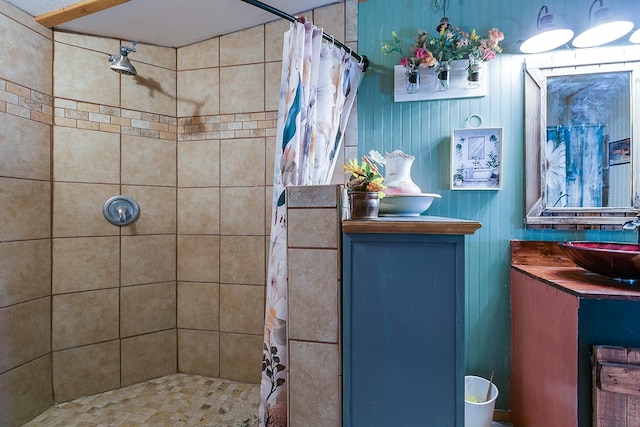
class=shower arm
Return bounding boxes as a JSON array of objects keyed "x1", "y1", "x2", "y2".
[{"x1": 239, "y1": 0, "x2": 368, "y2": 71}]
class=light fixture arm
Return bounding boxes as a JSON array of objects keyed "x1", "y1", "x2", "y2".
[
  {"x1": 587, "y1": 0, "x2": 603, "y2": 24},
  {"x1": 536, "y1": 5, "x2": 548, "y2": 29}
]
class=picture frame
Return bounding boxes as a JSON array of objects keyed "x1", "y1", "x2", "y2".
[
  {"x1": 451, "y1": 127, "x2": 502, "y2": 190},
  {"x1": 608, "y1": 137, "x2": 631, "y2": 166}
]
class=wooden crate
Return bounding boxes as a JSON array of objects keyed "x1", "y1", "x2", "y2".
[{"x1": 593, "y1": 345, "x2": 640, "y2": 426}]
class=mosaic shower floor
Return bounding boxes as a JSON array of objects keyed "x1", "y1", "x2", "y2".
[{"x1": 23, "y1": 373, "x2": 260, "y2": 426}]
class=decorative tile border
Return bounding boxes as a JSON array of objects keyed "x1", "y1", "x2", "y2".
[
  {"x1": 53, "y1": 98, "x2": 178, "y2": 141},
  {"x1": 0, "y1": 78, "x2": 53, "y2": 125},
  {"x1": 178, "y1": 112, "x2": 278, "y2": 141},
  {"x1": 2, "y1": 77, "x2": 278, "y2": 143}
]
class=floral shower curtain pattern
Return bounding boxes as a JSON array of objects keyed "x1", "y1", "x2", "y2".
[{"x1": 259, "y1": 20, "x2": 362, "y2": 426}]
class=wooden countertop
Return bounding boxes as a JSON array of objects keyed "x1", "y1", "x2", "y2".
[
  {"x1": 342, "y1": 216, "x2": 482, "y2": 235},
  {"x1": 511, "y1": 240, "x2": 640, "y2": 300}
]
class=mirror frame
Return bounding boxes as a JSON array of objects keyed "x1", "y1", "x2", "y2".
[{"x1": 524, "y1": 45, "x2": 640, "y2": 228}]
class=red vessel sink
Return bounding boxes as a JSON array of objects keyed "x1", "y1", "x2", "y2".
[{"x1": 558, "y1": 241, "x2": 640, "y2": 280}]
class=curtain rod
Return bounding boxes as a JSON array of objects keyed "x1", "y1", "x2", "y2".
[{"x1": 239, "y1": 0, "x2": 369, "y2": 71}]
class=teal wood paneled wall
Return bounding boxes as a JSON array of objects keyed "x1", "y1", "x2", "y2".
[{"x1": 357, "y1": 0, "x2": 639, "y2": 410}]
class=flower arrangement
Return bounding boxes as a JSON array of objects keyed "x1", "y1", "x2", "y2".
[
  {"x1": 381, "y1": 30, "x2": 437, "y2": 72},
  {"x1": 343, "y1": 156, "x2": 386, "y2": 197},
  {"x1": 382, "y1": 25, "x2": 504, "y2": 69}
]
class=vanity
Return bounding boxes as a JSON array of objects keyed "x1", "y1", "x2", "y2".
[
  {"x1": 510, "y1": 240, "x2": 640, "y2": 426},
  {"x1": 342, "y1": 216, "x2": 481, "y2": 427}
]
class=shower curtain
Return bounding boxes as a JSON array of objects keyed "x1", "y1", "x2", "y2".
[{"x1": 259, "y1": 20, "x2": 362, "y2": 426}]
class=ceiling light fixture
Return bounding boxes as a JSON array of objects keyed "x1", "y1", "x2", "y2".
[
  {"x1": 572, "y1": 0, "x2": 633, "y2": 48},
  {"x1": 520, "y1": 5, "x2": 574, "y2": 54}
]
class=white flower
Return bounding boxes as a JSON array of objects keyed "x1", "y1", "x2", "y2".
[{"x1": 368, "y1": 150, "x2": 386, "y2": 165}]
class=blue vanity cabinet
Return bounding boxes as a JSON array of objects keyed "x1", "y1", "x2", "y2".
[{"x1": 342, "y1": 217, "x2": 481, "y2": 427}]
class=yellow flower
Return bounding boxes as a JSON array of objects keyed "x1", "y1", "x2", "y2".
[{"x1": 342, "y1": 157, "x2": 386, "y2": 197}]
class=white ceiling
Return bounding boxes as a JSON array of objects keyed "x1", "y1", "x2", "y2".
[{"x1": 3, "y1": 0, "x2": 343, "y2": 47}]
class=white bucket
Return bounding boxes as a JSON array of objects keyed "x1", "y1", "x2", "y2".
[{"x1": 464, "y1": 375, "x2": 499, "y2": 427}]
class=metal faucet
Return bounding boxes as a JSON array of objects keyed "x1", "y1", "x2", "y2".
[{"x1": 622, "y1": 212, "x2": 640, "y2": 243}]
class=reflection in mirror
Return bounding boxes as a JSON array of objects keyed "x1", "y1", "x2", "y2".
[
  {"x1": 524, "y1": 46, "x2": 640, "y2": 228},
  {"x1": 545, "y1": 72, "x2": 631, "y2": 208}
]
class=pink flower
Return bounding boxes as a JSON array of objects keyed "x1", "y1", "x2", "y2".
[
  {"x1": 488, "y1": 28, "x2": 504, "y2": 42},
  {"x1": 483, "y1": 50, "x2": 496, "y2": 61},
  {"x1": 400, "y1": 57, "x2": 409, "y2": 67},
  {"x1": 415, "y1": 48, "x2": 427, "y2": 59}
]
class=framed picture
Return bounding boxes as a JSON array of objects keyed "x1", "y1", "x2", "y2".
[
  {"x1": 608, "y1": 137, "x2": 631, "y2": 166},
  {"x1": 451, "y1": 127, "x2": 502, "y2": 190}
]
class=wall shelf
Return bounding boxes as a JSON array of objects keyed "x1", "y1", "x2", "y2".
[{"x1": 393, "y1": 60, "x2": 488, "y2": 102}]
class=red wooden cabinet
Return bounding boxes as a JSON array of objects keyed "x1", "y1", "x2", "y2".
[{"x1": 510, "y1": 269, "x2": 580, "y2": 427}]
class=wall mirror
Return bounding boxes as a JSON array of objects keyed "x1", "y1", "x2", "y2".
[{"x1": 524, "y1": 46, "x2": 640, "y2": 228}]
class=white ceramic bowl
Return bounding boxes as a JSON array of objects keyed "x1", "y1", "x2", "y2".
[{"x1": 379, "y1": 193, "x2": 441, "y2": 216}]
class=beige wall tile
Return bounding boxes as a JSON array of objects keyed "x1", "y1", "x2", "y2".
[
  {"x1": 53, "y1": 126, "x2": 120, "y2": 184},
  {"x1": 265, "y1": 185, "x2": 274, "y2": 236},
  {"x1": 178, "y1": 187, "x2": 219, "y2": 234},
  {"x1": 220, "y1": 137, "x2": 265, "y2": 186},
  {"x1": 0, "y1": 355, "x2": 52, "y2": 427},
  {"x1": 133, "y1": 42, "x2": 176, "y2": 71},
  {"x1": 178, "y1": 37, "x2": 219, "y2": 71},
  {"x1": 52, "y1": 182, "x2": 120, "y2": 237},
  {"x1": 220, "y1": 64, "x2": 264, "y2": 114},
  {"x1": 122, "y1": 63, "x2": 177, "y2": 117},
  {"x1": 52, "y1": 236, "x2": 120, "y2": 294},
  {"x1": 220, "y1": 284, "x2": 264, "y2": 335},
  {"x1": 220, "y1": 236, "x2": 265, "y2": 285},
  {"x1": 1, "y1": 177, "x2": 50, "y2": 241},
  {"x1": 0, "y1": 11, "x2": 52, "y2": 94},
  {"x1": 0, "y1": 297, "x2": 50, "y2": 373},
  {"x1": 177, "y1": 235, "x2": 219, "y2": 282},
  {"x1": 0, "y1": 240, "x2": 50, "y2": 308},
  {"x1": 264, "y1": 19, "x2": 289, "y2": 63},
  {"x1": 220, "y1": 26, "x2": 264, "y2": 66},
  {"x1": 54, "y1": 32, "x2": 119, "y2": 56},
  {"x1": 345, "y1": 0, "x2": 358, "y2": 43},
  {"x1": 54, "y1": 42, "x2": 120, "y2": 107},
  {"x1": 121, "y1": 235, "x2": 176, "y2": 286},
  {"x1": 220, "y1": 187, "x2": 264, "y2": 235},
  {"x1": 121, "y1": 330, "x2": 177, "y2": 387},
  {"x1": 52, "y1": 288, "x2": 119, "y2": 351},
  {"x1": 121, "y1": 282, "x2": 176, "y2": 337},
  {"x1": 219, "y1": 333, "x2": 262, "y2": 383},
  {"x1": 288, "y1": 208, "x2": 339, "y2": 249},
  {"x1": 177, "y1": 282, "x2": 219, "y2": 330},
  {"x1": 288, "y1": 248, "x2": 339, "y2": 343},
  {"x1": 313, "y1": 3, "x2": 345, "y2": 43},
  {"x1": 178, "y1": 139, "x2": 220, "y2": 187},
  {"x1": 264, "y1": 61, "x2": 281, "y2": 112},
  {"x1": 0, "y1": 112, "x2": 50, "y2": 180},
  {"x1": 52, "y1": 340, "x2": 120, "y2": 403},
  {"x1": 289, "y1": 341, "x2": 341, "y2": 427},
  {"x1": 178, "y1": 329, "x2": 219, "y2": 377},
  {"x1": 287, "y1": 185, "x2": 339, "y2": 208},
  {"x1": 121, "y1": 185, "x2": 177, "y2": 235},
  {"x1": 177, "y1": 68, "x2": 220, "y2": 117},
  {"x1": 122, "y1": 134, "x2": 176, "y2": 186},
  {"x1": 265, "y1": 137, "x2": 276, "y2": 188},
  {"x1": 0, "y1": 1, "x2": 49, "y2": 36}
]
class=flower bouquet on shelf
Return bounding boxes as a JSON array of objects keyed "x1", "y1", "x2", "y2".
[
  {"x1": 342, "y1": 155, "x2": 386, "y2": 219},
  {"x1": 382, "y1": 24, "x2": 504, "y2": 92},
  {"x1": 382, "y1": 30, "x2": 437, "y2": 93},
  {"x1": 463, "y1": 28, "x2": 504, "y2": 87}
]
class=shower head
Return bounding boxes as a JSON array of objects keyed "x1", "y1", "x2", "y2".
[{"x1": 108, "y1": 40, "x2": 137, "y2": 76}]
